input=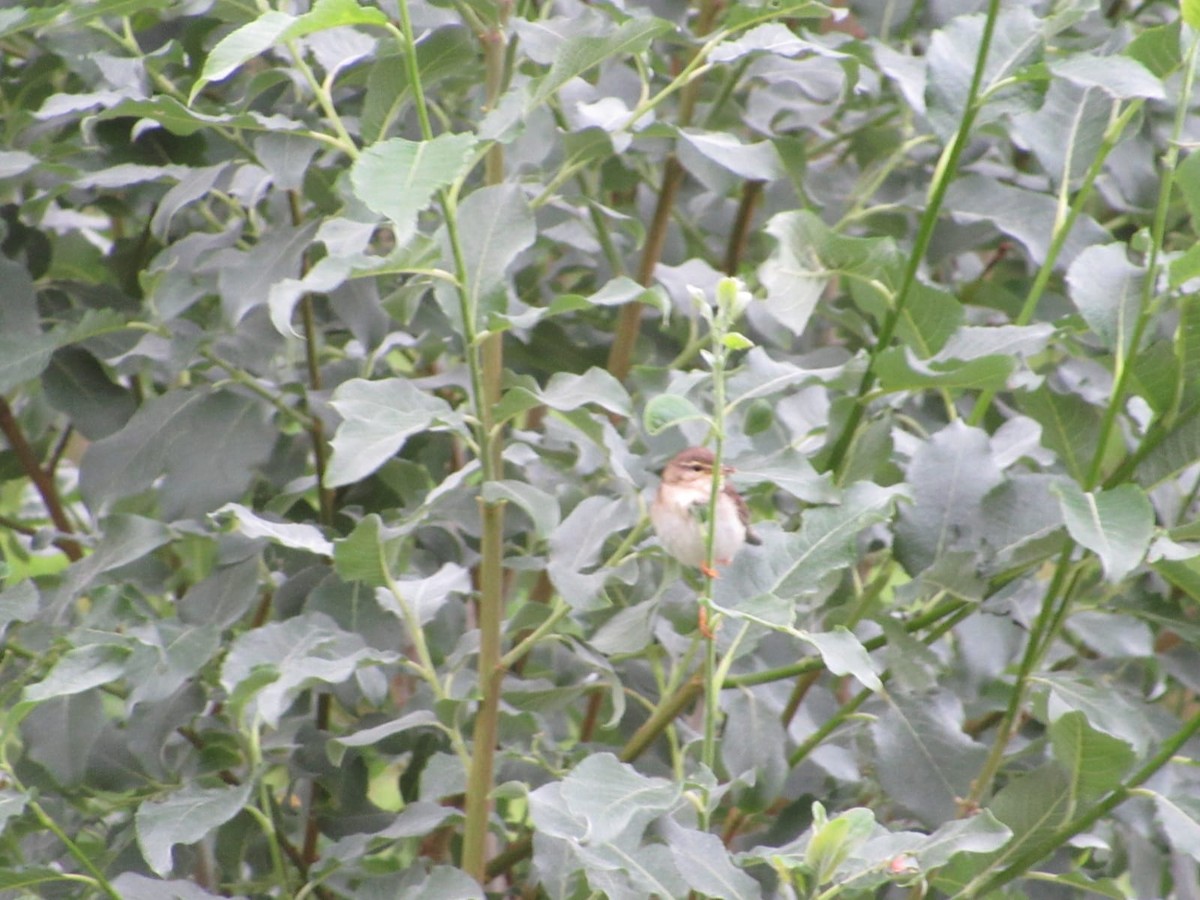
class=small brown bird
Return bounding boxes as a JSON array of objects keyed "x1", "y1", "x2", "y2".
[{"x1": 651, "y1": 446, "x2": 760, "y2": 579}]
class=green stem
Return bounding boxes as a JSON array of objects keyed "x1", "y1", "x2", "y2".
[
  {"x1": 19, "y1": 791, "x2": 122, "y2": 899},
  {"x1": 698, "y1": 280, "x2": 741, "y2": 798},
  {"x1": 723, "y1": 596, "x2": 968, "y2": 688},
  {"x1": 788, "y1": 598, "x2": 975, "y2": 768},
  {"x1": 200, "y1": 349, "x2": 315, "y2": 430},
  {"x1": 248, "y1": 792, "x2": 292, "y2": 895},
  {"x1": 969, "y1": 99, "x2": 1143, "y2": 427},
  {"x1": 827, "y1": 0, "x2": 1002, "y2": 480},
  {"x1": 282, "y1": 40, "x2": 357, "y2": 158},
  {"x1": 962, "y1": 548, "x2": 1079, "y2": 809},
  {"x1": 1085, "y1": 35, "x2": 1199, "y2": 489},
  {"x1": 620, "y1": 676, "x2": 705, "y2": 763},
  {"x1": 439, "y1": 0, "x2": 513, "y2": 882},
  {"x1": 499, "y1": 599, "x2": 569, "y2": 671}
]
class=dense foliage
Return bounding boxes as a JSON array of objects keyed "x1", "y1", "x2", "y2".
[{"x1": 3, "y1": 0, "x2": 1200, "y2": 897}]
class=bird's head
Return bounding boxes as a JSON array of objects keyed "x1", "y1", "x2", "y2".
[{"x1": 661, "y1": 447, "x2": 734, "y2": 488}]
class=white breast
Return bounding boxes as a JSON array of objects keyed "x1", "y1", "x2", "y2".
[{"x1": 652, "y1": 483, "x2": 747, "y2": 569}]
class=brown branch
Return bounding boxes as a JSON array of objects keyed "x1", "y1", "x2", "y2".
[
  {"x1": 300, "y1": 295, "x2": 336, "y2": 526},
  {"x1": 722, "y1": 180, "x2": 763, "y2": 275},
  {"x1": 606, "y1": 0, "x2": 724, "y2": 382},
  {"x1": 607, "y1": 156, "x2": 686, "y2": 382},
  {"x1": 0, "y1": 397, "x2": 82, "y2": 561}
]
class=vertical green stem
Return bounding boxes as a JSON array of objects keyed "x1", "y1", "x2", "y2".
[
  {"x1": 697, "y1": 278, "x2": 742, "y2": 820},
  {"x1": 1085, "y1": 34, "x2": 1199, "y2": 488},
  {"x1": 457, "y1": 4, "x2": 512, "y2": 883}
]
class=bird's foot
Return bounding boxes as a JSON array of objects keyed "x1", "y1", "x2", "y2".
[
  {"x1": 700, "y1": 563, "x2": 719, "y2": 578},
  {"x1": 698, "y1": 605, "x2": 715, "y2": 640}
]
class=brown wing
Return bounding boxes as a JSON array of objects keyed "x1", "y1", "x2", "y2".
[{"x1": 725, "y1": 483, "x2": 761, "y2": 545}]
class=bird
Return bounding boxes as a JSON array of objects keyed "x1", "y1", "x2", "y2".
[{"x1": 651, "y1": 447, "x2": 760, "y2": 634}]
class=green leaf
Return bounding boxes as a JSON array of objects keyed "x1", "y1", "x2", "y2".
[
  {"x1": 349, "y1": 134, "x2": 476, "y2": 249},
  {"x1": 325, "y1": 378, "x2": 463, "y2": 487},
  {"x1": 136, "y1": 782, "x2": 254, "y2": 876},
  {"x1": 1151, "y1": 792, "x2": 1200, "y2": 861},
  {"x1": 0, "y1": 786, "x2": 28, "y2": 832},
  {"x1": 284, "y1": 0, "x2": 388, "y2": 38},
  {"x1": 219, "y1": 612, "x2": 398, "y2": 727},
  {"x1": 758, "y1": 211, "x2": 898, "y2": 337},
  {"x1": 946, "y1": 173, "x2": 1107, "y2": 268},
  {"x1": 895, "y1": 422, "x2": 1003, "y2": 575},
  {"x1": 915, "y1": 812, "x2": 1012, "y2": 870},
  {"x1": 530, "y1": 17, "x2": 674, "y2": 107},
  {"x1": 871, "y1": 691, "x2": 989, "y2": 827},
  {"x1": 1049, "y1": 54, "x2": 1164, "y2": 99},
  {"x1": 1139, "y1": 408, "x2": 1200, "y2": 486},
  {"x1": 721, "y1": 689, "x2": 787, "y2": 808},
  {"x1": 709, "y1": 22, "x2": 831, "y2": 62},
  {"x1": 643, "y1": 393, "x2": 709, "y2": 435},
  {"x1": 436, "y1": 183, "x2": 536, "y2": 330},
  {"x1": 89, "y1": 96, "x2": 304, "y2": 137},
  {"x1": 1049, "y1": 711, "x2": 1136, "y2": 800},
  {"x1": 328, "y1": 710, "x2": 440, "y2": 765},
  {"x1": 24, "y1": 643, "x2": 131, "y2": 702},
  {"x1": 722, "y1": 332, "x2": 754, "y2": 351},
  {"x1": 1125, "y1": 21, "x2": 1182, "y2": 77},
  {"x1": 978, "y1": 766, "x2": 1073, "y2": 876},
  {"x1": 558, "y1": 753, "x2": 680, "y2": 844},
  {"x1": 43, "y1": 347, "x2": 137, "y2": 440},
  {"x1": 803, "y1": 628, "x2": 881, "y2": 691},
  {"x1": 190, "y1": 11, "x2": 296, "y2": 103},
  {"x1": 978, "y1": 474, "x2": 1066, "y2": 570},
  {"x1": 333, "y1": 514, "x2": 397, "y2": 588},
  {"x1": 1066, "y1": 243, "x2": 1145, "y2": 354},
  {"x1": 481, "y1": 480, "x2": 561, "y2": 539},
  {"x1": 716, "y1": 483, "x2": 904, "y2": 616},
  {"x1": 59, "y1": 515, "x2": 173, "y2": 601},
  {"x1": 1052, "y1": 481, "x2": 1154, "y2": 582},
  {"x1": 0, "y1": 582, "x2": 38, "y2": 631},
  {"x1": 677, "y1": 129, "x2": 784, "y2": 182},
  {"x1": 1012, "y1": 81, "x2": 1111, "y2": 188},
  {"x1": 663, "y1": 819, "x2": 763, "y2": 899},
  {"x1": 125, "y1": 622, "x2": 222, "y2": 706},
  {"x1": 1181, "y1": 150, "x2": 1200, "y2": 228},
  {"x1": 541, "y1": 368, "x2": 632, "y2": 417},
  {"x1": 805, "y1": 804, "x2": 876, "y2": 885},
  {"x1": 1040, "y1": 672, "x2": 1153, "y2": 754},
  {"x1": 212, "y1": 503, "x2": 332, "y2": 556},
  {"x1": 1017, "y1": 385, "x2": 1103, "y2": 483},
  {"x1": 0, "y1": 331, "x2": 58, "y2": 394},
  {"x1": 875, "y1": 348, "x2": 1014, "y2": 392},
  {"x1": 547, "y1": 496, "x2": 637, "y2": 612},
  {"x1": 109, "y1": 873, "x2": 228, "y2": 900},
  {"x1": 926, "y1": 8, "x2": 1044, "y2": 138},
  {"x1": 1182, "y1": 0, "x2": 1200, "y2": 30},
  {"x1": 724, "y1": 0, "x2": 833, "y2": 29},
  {"x1": 79, "y1": 389, "x2": 277, "y2": 520}
]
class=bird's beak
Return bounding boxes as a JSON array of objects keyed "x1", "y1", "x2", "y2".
[{"x1": 721, "y1": 464, "x2": 735, "y2": 476}]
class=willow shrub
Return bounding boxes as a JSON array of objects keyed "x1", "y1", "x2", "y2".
[{"x1": 2, "y1": 1, "x2": 1200, "y2": 898}]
